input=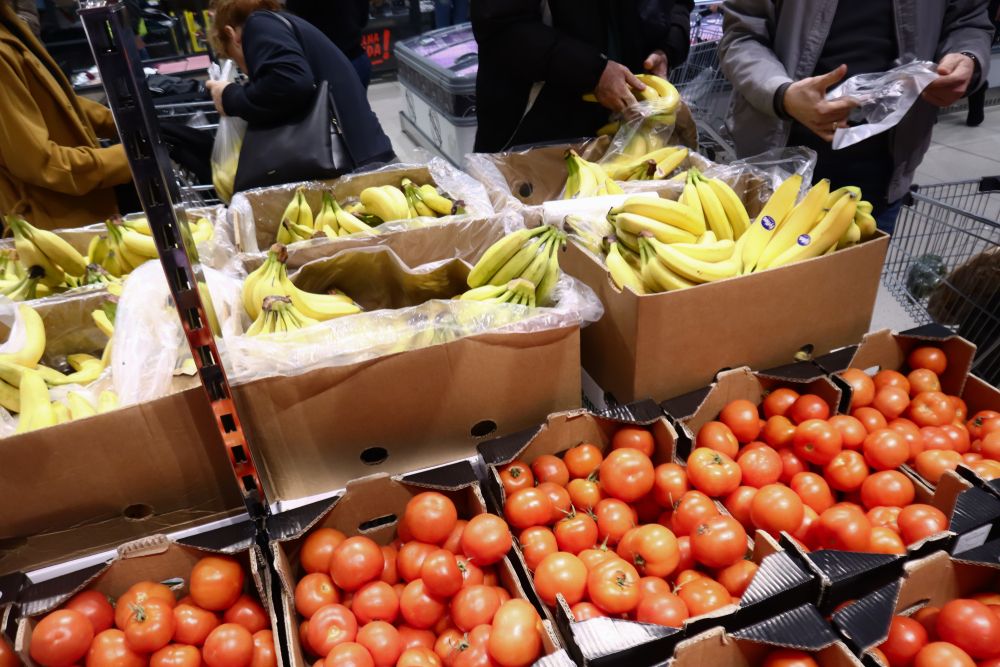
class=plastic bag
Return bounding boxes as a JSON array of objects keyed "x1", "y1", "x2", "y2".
[
  {"x1": 597, "y1": 99, "x2": 691, "y2": 168},
  {"x1": 827, "y1": 61, "x2": 938, "y2": 150},
  {"x1": 209, "y1": 60, "x2": 246, "y2": 204}
]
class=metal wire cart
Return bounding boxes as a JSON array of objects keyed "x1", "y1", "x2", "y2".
[{"x1": 883, "y1": 177, "x2": 1000, "y2": 384}]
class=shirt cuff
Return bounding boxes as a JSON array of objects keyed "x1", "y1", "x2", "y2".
[{"x1": 773, "y1": 81, "x2": 793, "y2": 121}]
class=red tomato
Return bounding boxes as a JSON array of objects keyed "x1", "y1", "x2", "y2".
[
  {"x1": 829, "y1": 415, "x2": 868, "y2": 451},
  {"x1": 0, "y1": 637, "x2": 16, "y2": 667},
  {"x1": 537, "y1": 481, "x2": 572, "y2": 524},
  {"x1": 331, "y1": 537, "x2": 385, "y2": 593},
  {"x1": 224, "y1": 596, "x2": 268, "y2": 635},
  {"x1": 980, "y1": 431, "x2": 1000, "y2": 460},
  {"x1": 64, "y1": 591, "x2": 114, "y2": 635},
  {"x1": 586, "y1": 559, "x2": 641, "y2": 615},
  {"x1": 909, "y1": 392, "x2": 957, "y2": 427},
  {"x1": 724, "y1": 486, "x2": 758, "y2": 531},
  {"x1": 690, "y1": 516, "x2": 746, "y2": 569},
  {"x1": 600, "y1": 449, "x2": 655, "y2": 502},
  {"x1": 617, "y1": 524, "x2": 680, "y2": 578},
  {"x1": 115, "y1": 582, "x2": 176, "y2": 629},
  {"x1": 635, "y1": 592, "x2": 688, "y2": 627},
  {"x1": 498, "y1": 461, "x2": 534, "y2": 496},
  {"x1": 671, "y1": 491, "x2": 719, "y2": 537},
  {"x1": 251, "y1": 630, "x2": 276, "y2": 667},
  {"x1": 356, "y1": 621, "x2": 402, "y2": 667},
  {"x1": 762, "y1": 649, "x2": 820, "y2": 667},
  {"x1": 864, "y1": 429, "x2": 910, "y2": 471},
  {"x1": 940, "y1": 424, "x2": 971, "y2": 454},
  {"x1": 352, "y1": 582, "x2": 399, "y2": 625},
  {"x1": 504, "y1": 488, "x2": 554, "y2": 531},
  {"x1": 763, "y1": 388, "x2": 800, "y2": 418},
  {"x1": 397, "y1": 626, "x2": 435, "y2": 652},
  {"x1": 612, "y1": 427, "x2": 656, "y2": 457},
  {"x1": 397, "y1": 542, "x2": 436, "y2": 583},
  {"x1": 487, "y1": 600, "x2": 543, "y2": 667},
  {"x1": 793, "y1": 506, "x2": 820, "y2": 547},
  {"x1": 889, "y1": 418, "x2": 924, "y2": 460},
  {"x1": 569, "y1": 603, "x2": 605, "y2": 622},
  {"x1": 676, "y1": 577, "x2": 731, "y2": 616},
  {"x1": 203, "y1": 624, "x2": 255, "y2": 667},
  {"x1": 450, "y1": 586, "x2": 501, "y2": 631},
  {"x1": 908, "y1": 347, "x2": 948, "y2": 374},
  {"x1": 594, "y1": 498, "x2": 638, "y2": 545},
  {"x1": 793, "y1": 419, "x2": 843, "y2": 466},
  {"x1": 307, "y1": 605, "x2": 358, "y2": 656},
  {"x1": 873, "y1": 386, "x2": 911, "y2": 420},
  {"x1": 324, "y1": 643, "x2": 374, "y2": 667},
  {"x1": 914, "y1": 642, "x2": 975, "y2": 667},
  {"x1": 150, "y1": 644, "x2": 201, "y2": 667},
  {"x1": 296, "y1": 573, "x2": 339, "y2": 619},
  {"x1": 936, "y1": 599, "x2": 1000, "y2": 659},
  {"x1": 399, "y1": 580, "x2": 447, "y2": 631},
  {"x1": 405, "y1": 493, "x2": 459, "y2": 545},
  {"x1": 124, "y1": 598, "x2": 175, "y2": 653},
  {"x1": 915, "y1": 450, "x2": 962, "y2": 484},
  {"x1": 969, "y1": 459, "x2": 1000, "y2": 481},
  {"x1": 652, "y1": 463, "x2": 689, "y2": 508},
  {"x1": 567, "y1": 478, "x2": 604, "y2": 512},
  {"x1": 737, "y1": 444, "x2": 782, "y2": 488},
  {"x1": 563, "y1": 444, "x2": 603, "y2": 479},
  {"x1": 842, "y1": 369, "x2": 876, "y2": 409},
  {"x1": 301, "y1": 528, "x2": 347, "y2": 575},
  {"x1": 790, "y1": 472, "x2": 835, "y2": 514},
  {"x1": 879, "y1": 615, "x2": 928, "y2": 667},
  {"x1": 30, "y1": 610, "x2": 94, "y2": 667},
  {"x1": 914, "y1": 607, "x2": 941, "y2": 641},
  {"x1": 874, "y1": 370, "x2": 911, "y2": 395},
  {"x1": 636, "y1": 576, "x2": 670, "y2": 602},
  {"x1": 531, "y1": 455, "x2": 570, "y2": 487},
  {"x1": 554, "y1": 510, "x2": 599, "y2": 555},
  {"x1": 853, "y1": 407, "x2": 890, "y2": 434},
  {"x1": 861, "y1": 471, "x2": 915, "y2": 509},
  {"x1": 969, "y1": 412, "x2": 1000, "y2": 441},
  {"x1": 868, "y1": 527, "x2": 907, "y2": 555},
  {"x1": 173, "y1": 604, "x2": 220, "y2": 646},
  {"x1": 719, "y1": 399, "x2": 762, "y2": 443},
  {"x1": 421, "y1": 549, "x2": 463, "y2": 600},
  {"x1": 750, "y1": 484, "x2": 804, "y2": 536},
  {"x1": 379, "y1": 545, "x2": 400, "y2": 583},
  {"x1": 762, "y1": 416, "x2": 797, "y2": 449},
  {"x1": 696, "y1": 421, "x2": 740, "y2": 458},
  {"x1": 814, "y1": 504, "x2": 872, "y2": 551},
  {"x1": 823, "y1": 450, "x2": 869, "y2": 493},
  {"x1": 686, "y1": 447, "x2": 741, "y2": 497},
  {"x1": 908, "y1": 369, "x2": 942, "y2": 396},
  {"x1": 86, "y1": 630, "x2": 145, "y2": 667},
  {"x1": 461, "y1": 513, "x2": 513, "y2": 567},
  {"x1": 396, "y1": 648, "x2": 440, "y2": 667},
  {"x1": 717, "y1": 560, "x2": 759, "y2": 598},
  {"x1": 533, "y1": 552, "x2": 587, "y2": 607},
  {"x1": 778, "y1": 448, "x2": 809, "y2": 485},
  {"x1": 190, "y1": 556, "x2": 244, "y2": 612},
  {"x1": 519, "y1": 527, "x2": 557, "y2": 571},
  {"x1": 897, "y1": 504, "x2": 947, "y2": 545},
  {"x1": 788, "y1": 395, "x2": 831, "y2": 424}
]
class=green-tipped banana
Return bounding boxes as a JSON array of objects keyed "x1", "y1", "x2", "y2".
[
  {"x1": 282, "y1": 187, "x2": 314, "y2": 231},
  {"x1": 606, "y1": 239, "x2": 645, "y2": 294},
  {"x1": 467, "y1": 226, "x2": 548, "y2": 288}
]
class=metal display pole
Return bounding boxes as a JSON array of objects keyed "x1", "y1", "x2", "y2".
[{"x1": 78, "y1": 0, "x2": 268, "y2": 519}]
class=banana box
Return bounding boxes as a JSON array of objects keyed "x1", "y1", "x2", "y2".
[{"x1": 265, "y1": 460, "x2": 575, "y2": 667}]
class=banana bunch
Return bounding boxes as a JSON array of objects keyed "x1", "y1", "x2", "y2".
[
  {"x1": 98, "y1": 218, "x2": 156, "y2": 277},
  {"x1": 6, "y1": 215, "x2": 87, "y2": 287},
  {"x1": 675, "y1": 169, "x2": 751, "y2": 242},
  {"x1": 458, "y1": 278, "x2": 539, "y2": 307},
  {"x1": 563, "y1": 150, "x2": 624, "y2": 199},
  {"x1": 359, "y1": 182, "x2": 463, "y2": 223},
  {"x1": 241, "y1": 243, "x2": 362, "y2": 327},
  {"x1": 466, "y1": 226, "x2": 565, "y2": 306},
  {"x1": 607, "y1": 195, "x2": 705, "y2": 252},
  {"x1": 245, "y1": 295, "x2": 320, "y2": 336},
  {"x1": 603, "y1": 146, "x2": 689, "y2": 182},
  {"x1": 120, "y1": 216, "x2": 214, "y2": 245},
  {"x1": 563, "y1": 214, "x2": 614, "y2": 257},
  {"x1": 583, "y1": 74, "x2": 681, "y2": 113}
]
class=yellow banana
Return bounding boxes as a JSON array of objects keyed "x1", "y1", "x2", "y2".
[
  {"x1": 670, "y1": 239, "x2": 736, "y2": 262},
  {"x1": 823, "y1": 186, "x2": 862, "y2": 210},
  {"x1": 653, "y1": 148, "x2": 689, "y2": 179},
  {"x1": 764, "y1": 193, "x2": 858, "y2": 269},
  {"x1": 563, "y1": 150, "x2": 582, "y2": 199},
  {"x1": 122, "y1": 217, "x2": 152, "y2": 235},
  {"x1": 67, "y1": 391, "x2": 97, "y2": 419},
  {"x1": 9, "y1": 224, "x2": 65, "y2": 287},
  {"x1": 856, "y1": 210, "x2": 878, "y2": 239},
  {"x1": 15, "y1": 368, "x2": 54, "y2": 433},
  {"x1": 242, "y1": 245, "x2": 287, "y2": 320},
  {"x1": 639, "y1": 237, "x2": 696, "y2": 292},
  {"x1": 606, "y1": 240, "x2": 645, "y2": 294},
  {"x1": 468, "y1": 226, "x2": 549, "y2": 288},
  {"x1": 0, "y1": 304, "x2": 45, "y2": 368},
  {"x1": 360, "y1": 186, "x2": 404, "y2": 222},
  {"x1": 98, "y1": 390, "x2": 119, "y2": 413},
  {"x1": 755, "y1": 179, "x2": 831, "y2": 270},
  {"x1": 489, "y1": 230, "x2": 553, "y2": 286},
  {"x1": 705, "y1": 178, "x2": 750, "y2": 239},
  {"x1": 8, "y1": 216, "x2": 87, "y2": 277},
  {"x1": 635, "y1": 74, "x2": 680, "y2": 110},
  {"x1": 621, "y1": 196, "x2": 706, "y2": 236},
  {"x1": 121, "y1": 227, "x2": 159, "y2": 259},
  {"x1": 315, "y1": 192, "x2": 340, "y2": 234},
  {"x1": 282, "y1": 187, "x2": 314, "y2": 230},
  {"x1": 0, "y1": 378, "x2": 19, "y2": 412},
  {"x1": 87, "y1": 235, "x2": 108, "y2": 265},
  {"x1": 646, "y1": 235, "x2": 742, "y2": 283},
  {"x1": 535, "y1": 238, "x2": 561, "y2": 305},
  {"x1": 51, "y1": 400, "x2": 70, "y2": 424},
  {"x1": 693, "y1": 172, "x2": 734, "y2": 241},
  {"x1": 739, "y1": 174, "x2": 804, "y2": 272},
  {"x1": 680, "y1": 175, "x2": 708, "y2": 235},
  {"x1": 604, "y1": 147, "x2": 682, "y2": 181},
  {"x1": 92, "y1": 309, "x2": 115, "y2": 338},
  {"x1": 417, "y1": 184, "x2": 458, "y2": 216},
  {"x1": 838, "y1": 221, "x2": 862, "y2": 249},
  {"x1": 279, "y1": 273, "x2": 361, "y2": 321},
  {"x1": 614, "y1": 212, "x2": 698, "y2": 244},
  {"x1": 333, "y1": 199, "x2": 376, "y2": 235}
]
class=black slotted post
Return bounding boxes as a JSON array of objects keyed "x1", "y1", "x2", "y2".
[{"x1": 78, "y1": 0, "x2": 267, "y2": 520}]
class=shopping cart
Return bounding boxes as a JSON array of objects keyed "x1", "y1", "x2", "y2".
[
  {"x1": 154, "y1": 98, "x2": 222, "y2": 205},
  {"x1": 882, "y1": 177, "x2": 1000, "y2": 383}
]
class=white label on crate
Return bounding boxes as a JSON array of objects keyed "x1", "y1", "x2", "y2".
[{"x1": 954, "y1": 524, "x2": 992, "y2": 554}]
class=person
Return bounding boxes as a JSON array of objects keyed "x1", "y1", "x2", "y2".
[
  {"x1": 284, "y1": 0, "x2": 374, "y2": 88},
  {"x1": 0, "y1": 0, "x2": 134, "y2": 230},
  {"x1": 435, "y1": 0, "x2": 468, "y2": 29},
  {"x1": 205, "y1": 0, "x2": 394, "y2": 174},
  {"x1": 966, "y1": 0, "x2": 1000, "y2": 127},
  {"x1": 719, "y1": 0, "x2": 994, "y2": 232},
  {"x1": 472, "y1": 0, "x2": 695, "y2": 153},
  {"x1": 12, "y1": 0, "x2": 38, "y2": 36}
]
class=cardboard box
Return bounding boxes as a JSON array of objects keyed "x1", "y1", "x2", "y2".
[
  {"x1": 266, "y1": 461, "x2": 574, "y2": 667},
  {"x1": 564, "y1": 230, "x2": 889, "y2": 404},
  {"x1": 478, "y1": 407, "x2": 820, "y2": 666}
]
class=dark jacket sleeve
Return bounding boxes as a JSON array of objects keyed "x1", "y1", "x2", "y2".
[
  {"x1": 471, "y1": 0, "x2": 607, "y2": 93},
  {"x1": 221, "y1": 12, "x2": 317, "y2": 124},
  {"x1": 664, "y1": 0, "x2": 694, "y2": 67}
]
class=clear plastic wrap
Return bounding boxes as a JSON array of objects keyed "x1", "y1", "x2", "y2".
[
  {"x1": 827, "y1": 61, "x2": 939, "y2": 150},
  {"x1": 228, "y1": 158, "x2": 494, "y2": 253},
  {"x1": 597, "y1": 99, "x2": 698, "y2": 167},
  {"x1": 209, "y1": 61, "x2": 246, "y2": 204}
]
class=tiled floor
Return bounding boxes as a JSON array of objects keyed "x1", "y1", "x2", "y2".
[{"x1": 368, "y1": 81, "x2": 1000, "y2": 335}]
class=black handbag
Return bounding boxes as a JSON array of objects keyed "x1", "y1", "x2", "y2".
[{"x1": 232, "y1": 15, "x2": 355, "y2": 192}]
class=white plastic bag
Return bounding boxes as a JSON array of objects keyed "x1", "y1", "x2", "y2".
[
  {"x1": 209, "y1": 60, "x2": 246, "y2": 203},
  {"x1": 827, "y1": 61, "x2": 939, "y2": 150}
]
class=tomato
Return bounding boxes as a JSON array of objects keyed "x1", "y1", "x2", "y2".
[
  {"x1": 878, "y1": 615, "x2": 929, "y2": 667},
  {"x1": 223, "y1": 596, "x2": 267, "y2": 635},
  {"x1": 824, "y1": 416, "x2": 864, "y2": 453},
  {"x1": 687, "y1": 516, "x2": 744, "y2": 570},
  {"x1": 587, "y1": 559, "x2": 640, "y2": 614},
  {"x1": 762, "y1": 650, "x2": 820, "y2": 667},
  {"x1": 64, "y1": 591, "x2": 114, "y2": 635},
  {"x1": 836, "y1": 369, "x2": 873, "y2": 410},
  {"x1": 868, "y1": 527, "x2": 907, "y2": 554},
  {"x1": 397, "y1": 626, "x2": 435, "y2": 652},
  {"x1": 981, "y1": 431, "x2": 1000, "y2": 460},
  {"x1": 251, "y1": 630, "x2": 276, "y2": 667},
  {"x1": 324, "y1": 643, "x2": 374, "y2": 667},
  {"x1": 762, "y1": 416, "x2": 797, "y2": 449},
  {"x1": 724, "y1": 486, "x2": 758, "y2": 531},
  {"x1": 498, "y1": 461, "x2": 534, "y2": 496},
  {"x1": 397, "y1": 580, "x2": 446, "y2": 631},
  {"x1": 150, "y1": 644, "x2": 201, "y2": 667},
  {"x1": 617, "y1": 524, "x2": 680, "y2": 577},
  {"x1": 750, "y1": 484, "x2": 804, "y2": 536},
  {"x1": 737, "y1": 444, "x2": 782, "y2": 488},
  {"x1": 717, "y1": 560, "x2": 758, "y2": 598},
  {"x1": 914, "y1": 607, "x2": 941, "y2": 641},
  {"x1": 450, "y1": 586, "x2": 501, "y2": 631},
  {"x1": 854, "y1": 407, "x2": 890, "y2": 434},
  {"x1": 563, "y1": 444, "x2": 603, "y2": 479},
  {"x1": 405, "y1": 493, "x2": 459, "y2": 546},
  {"x1": 652, "y1": 463, "x2": 689, "y2": 509},
  {"x1": 396, "y1": 648, "x2": 441, "y2": 667},
  {"x1": 569, "y1": 602, "x2": 605, "y2": 622},
  {"x1": 897, "y1": 504, "x2": 947, "y2": 546},
  {"x1": 518, "y1": 527, "x2": 557, "y2": 571},
  {"x1": 527, "y1": 551, "x2": 586, "y2": 608},
  {"x1": 908, "y1": 369, "x2": 942, "y2": 396},
  {"x1": 488, "y1": 600, "x2": 543, "y2": 667},
  {"x1": 823, "y1": 450, "x2": 869, "y2": 493},
  {"x1": 864, "y1": 429, "x2": 910, "y2": 471},
  {"x1": 123, "y1": 598, "x2": 175, "y2": 653},
  {"x1": 793, "y1": 506, "x2": 819, "y2": 547},
  {"x1": 778, "y1": 449, "x2": 809, "y2": 485},
  {"x1": 379, "y1": 545, "x2": 400, "y2": 584},
  {"x1": 344, "y1": 581, "x2": 395, "y2": 626},
  {"x1": 763, "y1": 388, "x2": 800, "y2": 418},
  {"x1": 671, "y1": 491, "x2": 719, "y2": 537},
  {"x1": 551, "y1": 510, "x2": 596, "y2": 554},
  {"x1": 191, "y1": 556, "x2": 244, "y2": 612},
  {"x1": 171, "y1": 605, "x2": 219, "y2": 647},
  {"x1": 873, "y1": 386, "x2": 911, "y2": 420},
  {"x1": 295, "y1": 573, "x2": 339, "y2": 619},
  {"x1": 861, "y1": 471, "x2": 915, "y2": 509},
  {"x1": 301, "y1": 528, "x2": 347, "y2": 575},
  {"x1": 635, "y1": 592, "x2": 688, "y2": 627},
  {"x1": 696, "y1": 421, "x2": 740, "y2": 458},
  {"x1": 793, "y1": 420, "x2": 843, "y2": 466},
  {"x1": 814, "y1": 504, "x2": 871, "y2": 551},
  {"x1": 398, "y1": 542, "x2": 436, "y2": 583},
  {"x1": 941, "y1": 424, "x2": 971, "y2": 454},
  {"x1": 790, "y1": 472, "x2": 835, "y2": 514},
  {"x1": 504, "y1": 488, "x2": 553, "y2": 531},
  {"x1": 115, "y1": 582, "x2": 176, "y2": 629},
  {"x1": 922, "y1": 425, "x2": 954, "y2": 453},
  {"x1": 355, "y1": 621, "x2": 401, "y2": 667},
  {"x1": 536, "y1": 482, "x2": 572, "y2": 524},
  {"x1": 969, "y1": 459, "x2": 1000, "y2": 481},
  {"x1": 461, "y1": 514, "x2": 512, "y2": 567},
  {"x1": 531, "y1": 455, "x2": 569, "y2": 487},
  {"x1": 30, "y1": 609, "x2": 94, "y2": 667},
  {"x1": 969, "y1": 412, "x2": 1000, "y2": 440},
  {"x1": 686, "y1": 447, "x2": 741, "y2": 497},
  {"x1": 203, "y1": 624, "x2": 254, "y2": 667},
  {"x1": 788, "y1": 395, "x2": 830, "y2": 424},
  {"x1": 915, "y1": 642, "x2": 976, "y2": 667},
  {"x1": 676, "y1": 577, "x2": 731, "y2": 616},
  {"x1": 600, "y1": 448, "x2": 655, "y2": 502},
  {"x1": 0, "y1": 637, "x2": 16, "y2": 667},
  {"x1": 909, "y1": 392, "x2": 956, "y2": 427},
  {"x1": 937, "y1": 599, "x2": 1000, "y2": 659},
  {"x1": 330, "y1": 536, "x2": 385, "y2": 593},
  {"x1": 874, "y1": 370, "x2": 911, "y2": 395},
  {"x1": 908, "y1": 346, "x2": 947, "y2": 374},
  {"x1": 566, "y1": 479, "x2": 603, "y2": 512},
  {"x1": 307, "y1": 604, "x2": 358, "y2": 656},
  {"x1": 718, "y1": 400, "x2": 761, "y2": 443},
  {"x1": 86, "y1": 629, "x2": 145, "y2": 667},
  {"x1": 915, "y1": 449, "x2": 962, "y2": 484},
  {"x1": 868, "y1": 505, "x2": 903, "y2": 536},
  {"x1": 612, "y1": 427, "x2": 656, "y2": 457}
]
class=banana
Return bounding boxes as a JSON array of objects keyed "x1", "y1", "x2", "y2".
[
  {"x1": 823, "y1": 186, "x2": 862, "y2": 210},
  {"x1": 489, "y1": 230, "x2": 553, "y2": 286},
  {"x1": 360, "y1": 186, "x2": 404, "y2": 222},
  {"x1": 315, "y1": 192, "x2": 340, "y2": 235},
  {"x1": 91, "y1": 309, "x2": 115, "y2": 338},
  {"x1": 764, "y1": 193, "x2": 858, "y2": 269},
  {"x1": 417, "y1": 184, "x2": 458, "y2": 216},
  {"x1": 606, "y1": 239, "x2": 645, "y2": 294},
  {"x1": 857, "y1": 200, "x2": 874, "y2": 216},
  {"x1": 458, "y1": 284, "x2": 508, "y2": 301},
  {"x1": 838, "y1": 221, "x2": 862, "y2": 249},
  {"x1": 121, "y1": 227, "x2": 159, "y2": 259},
  {"x1": 0, "y1": 304, "x2": 45, "y2": 368},
  {"x1": 680, "y1": 173, "x2": 708, "y2": 235},
  {"x1": 755, "y1": 179, "x2": 831, "y2": 270},
  {"x1": 9, "y1": 220, "x2": 65, "y2": 287},
  {"x1": 614, "y1": 212, "x2": 699, "y2": 244},
  {"x1": 67, "y1": 391, "x2": 97, "y2": 419},
  {"x1": 242, "y1": 245, "x2": 288, "y2": 321},
  {"x1": 621, "y1": 196, "x2": 706, "y2": 236},
  {"x1": 282, "y1": 187, "x2": 314, "y2": 231},
  {"x1": 97, "y1": 390, "x2": 119, "y2": 413},
  {"x1": 597, "y1": 120, "x2": 620, "y2": 136},
  {"x1": 36, "y1": 364, "x2": 69, "y2": 385},
  {"x1": 15, "y1": 369, "x2": 54, "y2": 433},
  {"x1": 279, "y1": 273, "x2": 361, "y2": 321},
  {"x1": 739, "y1": 174, "x2": 804, "y2": 272},
  {"x1": 0, "y1": 378, "x2": 19, "y2": 412},
  {"x1": 506, "y1": 278, "x2": 537, "y2": 308},
  {"x1": 333, "y1": 199, "x2": 376, "y2": 235},
  {"x1": 699, "y1": 231, "x2": 718, "y2": 244},
  {"x1": 635, "y1": 74, "x2": 680, "y2": 110},
  {"x1": 573, "y1": 153, "x2": 600, "y2": 197},
  {"x1": 646, "y1": 235, "x2": 742, "y2": 283},
  {"x1": 639, "y1": 237, "x2": 696, "y2": 292},
  {"x1": 467, "y1": 226, "x2": 548, "y2": 288},
  {"x1": 516, "y1": 233, "x2": 558, "y2": 287},
  {"x1": 7, "y1": 216, "x2": 87, "y2": 277},
  {"x1": 856, "y1": 210, "x2": 878, "y2": 239},
  {"x1": 4, "y1": 273, "x2": 42, "y2": 301},
  {"x1": 705, "y1": 178, "x2": 750, "y2": 239},
  {"x1": 614, "y1": 227, "x2": 641, "y2": 253},
  {"x1": 605, "y1": 147, "x2": 682, "y2": 181},
  {"x1": 535, "y1": 238, "x2": 561, "y2": 305},
  {"x1": 563, "y1": 150, "x2": 582, "y2": 199},
  {"x1": 693, "y1": 171, "x2": 734, "y2": 241},
  {"x1": 670, "y1": 239, "x2": 736, "y2": 262},
  {"x1": 122, "y1": 217, "x2": 152, "y2": 235},
  {"x1": 653, "y1": 148, "x2": 689, "y2": 180},
  {"x1": 51, "y1": 401, "x2": 70, "y2": 424}
]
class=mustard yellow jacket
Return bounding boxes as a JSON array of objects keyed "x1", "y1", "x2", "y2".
[{"x1": 0, "y1": 2, "x2": 132, "y2": 230}]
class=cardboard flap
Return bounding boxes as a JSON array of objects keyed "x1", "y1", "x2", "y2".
[
  {"x1": 398, "y1": 459, "x2": 478, "y2": 489},
  {"x1": 563, "y1": 614, "x2": 679, "y2": 666},
  {"x1": 599, "y1": 398, "x2": 665, "y2": 423},
  {"x1": 844, "y1": 329, "x2": 976, "y2": 396},
  {"x1": 831, "y1": 579, "x2": 901, "y2": 653},
  {"x1": 731, "y1": 604, "x2": 838, "y2": 650}
]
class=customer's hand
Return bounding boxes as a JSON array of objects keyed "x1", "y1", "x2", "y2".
[
  {"x1": 922, "y1": 53, "x2": 975, "y2": 107},
  {"x1": 644, "y1": 50, "x2": 668, "y2": 78},
  {"x1": 205, "y1": 80, "x2": 230, "y2": 117},
  {"x1": 782, "y1": 64, "x2": 858, "y2": 142},
  {"x1": 595, "y1": 60, "x2": 646, "y2": 113}
]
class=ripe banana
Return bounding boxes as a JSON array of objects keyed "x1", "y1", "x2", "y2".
[
  {"x1": 279, "y1": 272, "x2": 361, "y2": 321},
  {"x1": 613, "y1": 212, "x2": 698, "y2": 244},
  {"x1": 635, "y1": 74, "x2": 680, "y2": 110},
  {"x1": 467, "y1": 226, "x2": 548, "y2": 288},
  {"x1": 417, "y1": 183, "x2": 459, "y2": 216},
  {"x1": 333, "y1": 198, "x2": 376, "y2": 235},
  {"x1": 765, "y1": 193, "x2": 858, "y2": 269},
  {"x1": 692, "y1": 171, "x2": 734, "y2": 241},
  {"x1": 315, "y1": 191, "x2": 340, "y2": 235},
  {"x1": 670, "y1": 239, "x2": 736, "y2": 262},
  {"x1": 92, "y1": 309, "x2": 115, "y2": 338},
  {"x1": 15, "y1": 368, "x2": 54, "y2": 433},
  {"x1": 606, "y1": 239, "x2": 645, "y2": 294},
  {"x1": 360, "y1": 186, "x2": 405, "y2": 222},
  {"x1": 0, "y1": 378, "x2": 19, "y2": 412},
  {"x1": 282, "y1": 187, "x2": 314, "y2": 231},
  {"x1": 838, "y1": 221, "x2": 862, "y2": 249},
  {"x1": 67, "y1": 391, "x2": 97, "y2": 419},
  {"x1": 739, "y1": 174, "x2": 804, "y2": 272},
  {"x1": 121, "y1": 227, "x2": 159, "y2": 260},
  {"x1": 489, "y1": 231, "x2": 553, "y2": 287},
  {"x1": 9, "y1": 218, "x2": 65, "y2": 287},
  {"x1": 620, "y1": 196, "x2": 706, "y2": 236},
  {"x1": 705, "y1": 178, "x2": 750, "y2": 239},
  {"x1": 645, "y1": 234, "x2": 742, "y2": 283},
  {"x1": 654, "y1": 148, "x2": 689, "y2": 180},
  {"x1": 97, "y1": 389, "x2": 119, "y2": 413},
  {"x1": 7, "y1": 215, "x2": 87, "y2": 277},
  {"x1": 604, "y1": 146, "x2": 681, "y2": 181},
  {"x1": 242, "y1": 245, "x2": 288, "y2": 320},
  {"x1": 0, "y1": 303, "x2": 45, "y2": 368},
  {"x1": 755, "y1": 179, "x2": 831, "y2": 270},
  {"x1": 856, "y1": 209, "x2": 878, "y2": 239},
  {"x1": 639, "y1": 237, "x2": 696, "y2": 292},
  {"x1": 87, "y1": 235, "x2": 109, "y2": 266}
]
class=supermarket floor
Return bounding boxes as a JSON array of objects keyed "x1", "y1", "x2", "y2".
[{"x1": 368, "y1": 80, "x2": 1000, "y2": 334}]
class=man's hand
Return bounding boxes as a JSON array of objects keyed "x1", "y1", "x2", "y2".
[
  {"x1": 922, "y1": 53, "x2": 975, "y2": 107},
  {"x1": 644, "y1": 50, "x2": 668, "y2": 78},
  {"x1": 783, "y1": 64, "x2": 859, "y2": 142},
  {"x1": 595, "y1": 60, "x2": 646, "y2": 113},
  {"x1": 205, "y1": 80, "x2": 231, "y2": 117}
]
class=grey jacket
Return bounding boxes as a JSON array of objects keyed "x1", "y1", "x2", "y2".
[{"x1": 719, "y1": 0, "x2": 994, "y2": 201}]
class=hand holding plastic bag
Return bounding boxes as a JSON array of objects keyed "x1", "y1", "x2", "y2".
[
  {"x1": 209, "y1": 60, "x2": 246, "y2": 203},
  {"x1": 827, "y1": 61, "x2": 939, "y2": 149}
]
